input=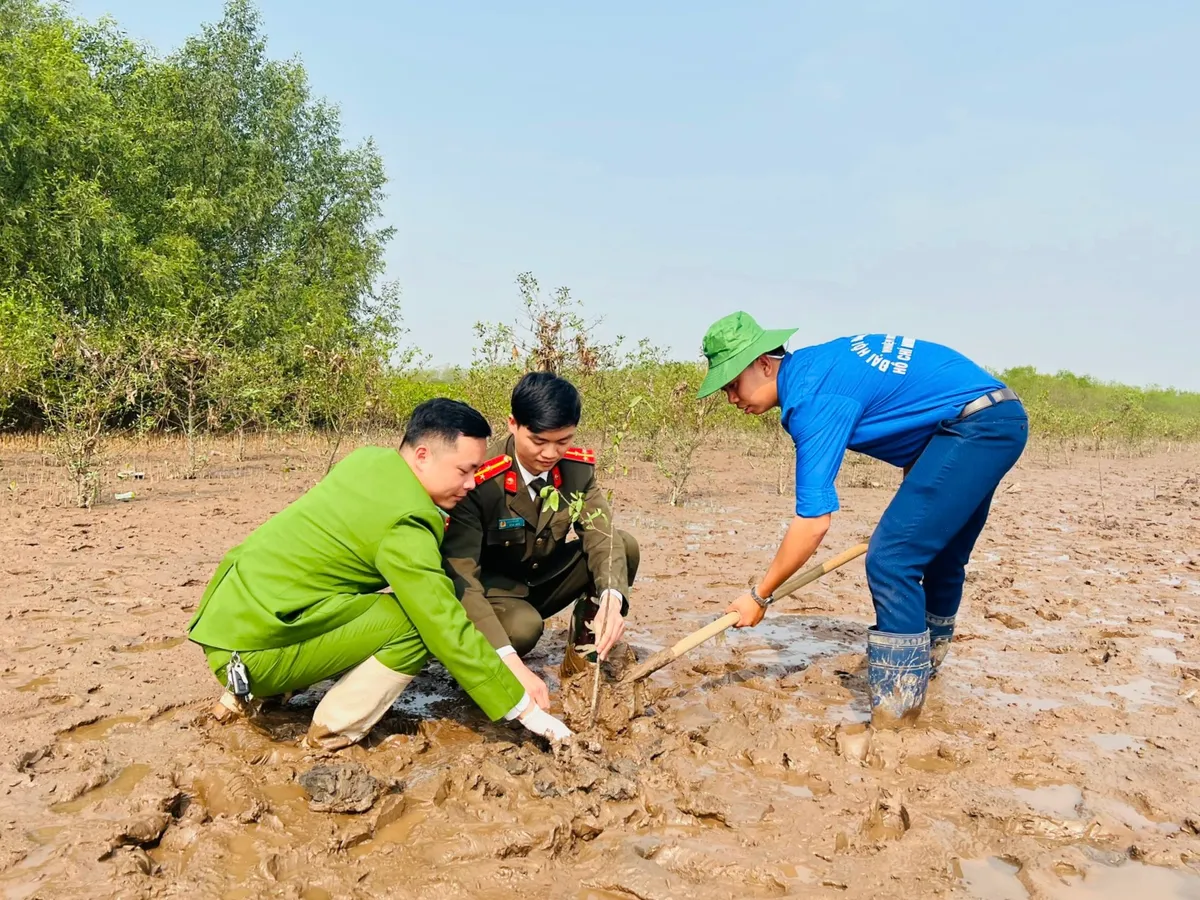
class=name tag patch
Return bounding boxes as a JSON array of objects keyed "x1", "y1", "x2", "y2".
[{"x1": 497, "y1": 517, "x2": 526, "y2": 531}]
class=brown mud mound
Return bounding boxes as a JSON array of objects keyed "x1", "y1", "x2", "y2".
[
  {"x1": 299, "y1": 761, "x2": 385, "y2": 813},
  {"x1": 559, "y1": 643, "x2": 651, "y2": 734}
]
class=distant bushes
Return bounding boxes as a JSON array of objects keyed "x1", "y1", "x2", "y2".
[{"x1": 2, "y1": 1, "x2": 1195, "y2": 507}]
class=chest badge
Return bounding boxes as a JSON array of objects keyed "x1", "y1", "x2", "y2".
[{"x1": 497, "y1": 516, "x2": 526, "y2": 531}]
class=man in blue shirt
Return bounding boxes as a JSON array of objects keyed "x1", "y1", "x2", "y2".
[{"x1": 696, "y1": 311, "x2": 1028, "y2": 728}]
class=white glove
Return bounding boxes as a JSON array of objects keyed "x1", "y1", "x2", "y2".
[{"x1": 517, "y1": 705, "x2": 573, "y2": 743}]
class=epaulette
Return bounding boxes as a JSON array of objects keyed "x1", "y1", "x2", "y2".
[
  {"x1": 561, "y1": 446, "x2": 596, "y2": 465},
  {"x1": 474, "y1": 454, "x2": 513, "y2": 485}
]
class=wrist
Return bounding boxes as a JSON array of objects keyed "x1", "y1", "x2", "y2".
[
  {"x1": 504, "y1": 692, "x2": 531, "y2": 721},
  {"x1": 750, "y1": 583, "x2": 773, "y2": 609}
]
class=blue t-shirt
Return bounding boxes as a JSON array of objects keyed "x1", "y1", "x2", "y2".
[{"x1": 779, "y1": 334, "x2": 1004, "y2": 517}]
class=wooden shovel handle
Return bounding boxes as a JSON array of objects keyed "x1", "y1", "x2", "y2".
[
  {"x1": 773, "y1": 542, "x2": 869, "y2": 598},
  {"x1": 622, "y1": 542, "x2": 869, "y2": 684}
]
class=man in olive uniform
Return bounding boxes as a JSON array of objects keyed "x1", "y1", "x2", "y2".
[
  {"x1": 187, "y1": 398, "x2": 573, "y2": 749},
  {"x1": 442, "y1": 372, "x2": 639, "y2": 706}
]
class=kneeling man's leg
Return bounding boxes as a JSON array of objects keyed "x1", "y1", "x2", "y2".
[{"x1": 205, "y1": 593, "x2": 429, "y2": 749}]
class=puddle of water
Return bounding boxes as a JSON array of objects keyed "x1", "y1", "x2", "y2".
[
  {"x1": 1048, "y1": 860, "x2": 1200, "y2": 898},
  {"x1": 118, "y1": 636, "x2": 186, "y2": 653},
  {"x1": 16, "y1": 676, "x2": 53, "y2": 693},
  {"x1": 1151, "y1": 630, "x2": 1186, "y2": 641},
  {"x1": 1085, "y1": 796, "x2": 1180, "y2": 835},
  {"x1": 1100, "y1": 679, "x2": 1168, "y2": 707},
  {"x1": 354, "y1": 807, "x2": 430, "y2": 856},
  {"x1": 825, "y1": 702, "x2": 871, "y2": 724},
  {"x1": 1144, "y1": 647, "x2": 1178, "y2": 665},
  {"x1": 50, "y1": 763, "x2": 151, "y2": 814},
  {"x1": 780, "y1": 784, "x2": 814, "y2": 800},
  {"x1": 959, "y1": 856, "x2": 1028, "y2": 899},
  {"x1": 393, "y1": 678, "x2": 465, "y2": 717},
  {"x1": 1090, "y1": 733, "x2": 1143, "y2": 753},
  {"x1": 27, "y1": 826, "x2": 64, "y2": 845},
  {"x1": 906, "y1": 753, "x2": 961, "y2": 773},
  {"x1": 1014, "y1": 784, "x2": 1083, "y2": 819},
  {"x1": 60, "y1": 714, "x2": 143, "y2": 743},
  {"x1": 724, "y1": 615, "x2": 855, "y2": 675},
  {"x1": 261, "y1": 782, "x2": 309, "y2": 805}
]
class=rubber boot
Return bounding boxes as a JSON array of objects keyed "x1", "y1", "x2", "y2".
[
  {"x1": 867, "y1": 628, "x2": 931, "y2": 729},
  {"x1": 926, "y1": 613, "x2": 956, "y2": 678},
  {"x1": 303, "y1": 657, "x2": 413, "y2": 751},
  {"x1": 560, "y1": 598, "x2": 599, "y2": 679}
]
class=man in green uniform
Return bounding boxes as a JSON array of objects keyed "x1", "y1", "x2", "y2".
[
  {"x1": 187, "y1": 398, "x2": 573, "y2": 749},
  {"x1": 442, "y1": 372, "x2": 639, "y2": 706}
]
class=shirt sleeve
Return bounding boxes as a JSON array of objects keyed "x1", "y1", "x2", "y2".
[
  {"x1": 575, "y1": 468, "x2": 630, "y2": 604},
  {"x1": 439, "y1": 491, "x2": 512, "y2": 650},
  {"x1": 785, "y1": 395, "x2": 863, "y2": 518},
  {"x1": 375, "y1": 511, "x2": 525, "y2": 721}
]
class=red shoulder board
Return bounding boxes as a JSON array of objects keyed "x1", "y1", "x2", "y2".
[
  {"x1": 474, "y1": 454, "x2": 513, "y2": 485},
  {"x1": 503, "y1": 470, "x2": 518, "y2": 494},
  {"x1": 562, "y1": 447, "x2": 596, "y2": 465}
]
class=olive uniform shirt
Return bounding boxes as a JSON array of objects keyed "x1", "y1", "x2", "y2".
[
  {"x1": 441, "y1": 436, "x2": 630, "y2": 650},
  {"x1": 186, "y1": 446, "x2": 525, "y2": 721}
]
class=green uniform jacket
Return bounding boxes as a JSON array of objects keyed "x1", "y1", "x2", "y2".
[
  {"x1": 187, "y1": 446, "x2": 524, "y2": 720},
  {"x1": 441, "y1": 436, "x2": 629, "y2": 649}
]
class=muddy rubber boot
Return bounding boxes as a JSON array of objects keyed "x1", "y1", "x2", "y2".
[
  {"x1": 303, "y1": 657, "x2": 413, "y2": 751},
  {"x1": 867, "y1": 628, "x2": 931, "y2": 730},
  {"x1": 560, "y1": 598, "x2": 600, "y2": 679},
  {"x1": 926, "y1": 613, "x2": 955, "y2": 678}
]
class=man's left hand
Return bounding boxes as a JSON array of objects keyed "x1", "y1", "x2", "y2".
[
  {"x1": 594, "y1": 590, "x2": 626, "y2": 660},
  {"x1": 726, "y1": 592, "x2": 766, "y2": 628}
]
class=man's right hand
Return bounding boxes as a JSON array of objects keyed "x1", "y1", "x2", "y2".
[{"x1": 502, "y1": 654, "x2": 550, "y2": 710}]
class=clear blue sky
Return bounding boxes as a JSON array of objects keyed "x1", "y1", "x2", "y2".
[{"x1": 70, "y1": 0, "x2": 1200, "y2": 389}]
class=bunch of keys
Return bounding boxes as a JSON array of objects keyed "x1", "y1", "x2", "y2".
[{"x1": 227, "y1": 651, "x2": 252, "y2": 699}]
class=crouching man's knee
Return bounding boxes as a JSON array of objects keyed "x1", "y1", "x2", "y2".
[
  {"x1": 619, "y1": 529, "x2": 640, "y2": 585},
  {"x1": 498, "y1": 603, "x2": 545, "y2": 658}
]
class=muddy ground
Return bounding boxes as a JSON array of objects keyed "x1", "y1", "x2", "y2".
[{"x1": 1, "y1": 436, "x2": 1198, "y2": 899}]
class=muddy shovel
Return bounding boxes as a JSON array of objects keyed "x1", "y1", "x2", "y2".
[{"x1": 621, "y1": 542, "x2": 869, "y2": 685}]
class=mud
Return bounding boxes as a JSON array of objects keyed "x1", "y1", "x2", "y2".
[
  {"x1": 2, "y1": 441, "x2": 1200, "y2": 898},
  {"x1": 298, "y1": 762, "x2": 385, "y2": 813},
  {"x1": 559, "y1": 645, "x2": 650, "y2": 735}
]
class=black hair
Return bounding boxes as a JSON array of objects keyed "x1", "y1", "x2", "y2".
[
  {"x1": 511, "y1": 371, "x2": 582, "y2": 432},
  {"x1": 765, "y1": 346, "x2": 786, "y2": 358},
  {"x1": 401, "y1": 398, "x2": 491, "y2": 447}
]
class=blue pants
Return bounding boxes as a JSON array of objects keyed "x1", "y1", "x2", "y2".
[{"x1": 865, "y1": 401, "x2": 1028, "y2": 635}]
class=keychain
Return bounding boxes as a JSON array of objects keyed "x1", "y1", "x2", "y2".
[{"x1": 227, "y1": 651, "x2": 252, "y2": 699}]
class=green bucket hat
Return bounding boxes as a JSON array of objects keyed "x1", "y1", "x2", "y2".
[{"x1": 697, "y1": 311, "x2": 797, "y2": 399}]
